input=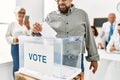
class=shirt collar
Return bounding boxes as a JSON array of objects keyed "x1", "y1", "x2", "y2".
[{"x1": 108, "y1": 21, "x2": 116, "y2": 26}]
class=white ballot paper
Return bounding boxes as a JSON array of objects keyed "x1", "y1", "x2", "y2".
[{"x1": 41, "y1": 22, "x2": 57, "y2": 37}]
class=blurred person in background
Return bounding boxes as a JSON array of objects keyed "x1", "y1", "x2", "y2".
[
  {"x1": 5, "y1": 6, "x2": 30, "y2": 79},
  {"x1": 99, "y1": 13, "x2": 117, "y2": 47},
  {"x1": 107, "y1": 23, "x2": 120, "y2": 52},
  {"x1": 91, "y1": 26, "x2": 104, "y2": 49}
]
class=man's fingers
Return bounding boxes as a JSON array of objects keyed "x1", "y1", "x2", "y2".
[
  {"x1": 33, "y1": 23, "x2": 42, "y2": 32},
  {"x1": 89, "y1": 66, "x2": 95, "y2": 74},
  {"x1": 89, "y1": 65, "x2": 92, "y2": 70},
  {"x1": 32, "y1": 27, "x2": 39, "y2": 33},
  {"x1": 92, "y1": 68, "x2": 96, "y2": 74},
  {"x1": 90, "y1": 61, "x2": 98, "y2": 74}
]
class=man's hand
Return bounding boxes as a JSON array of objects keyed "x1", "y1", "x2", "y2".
[
  {"x1": 110, "y1": 46, "x2": 116, "y2": 51},
  {"x1": 89, "y1": 60, "x2": 98, "y2": 74},
  {"x1": 13, "y1": 37, "x2": 19, "y2": 43},
  {"x1": 98, "y1": 42, "x2": 104, "y2": 49},
  {"x1": 32, "y1": 22, "x2": 42, "y2": 34}
]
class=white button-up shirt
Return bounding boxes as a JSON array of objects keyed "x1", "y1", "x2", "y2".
[
  {"x1": 99, "y1": 21, "x2": 117, "y2": 42},
  {"x1": 107, "y1": 33, "x2": 120, "y2": 52}
]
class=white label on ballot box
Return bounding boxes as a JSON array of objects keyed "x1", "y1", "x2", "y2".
[{"x1": 24, "y1": 41, "x2": 54, "y2": 75}]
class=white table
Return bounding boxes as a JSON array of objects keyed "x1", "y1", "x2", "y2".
[{"x1": 85, "y1": 49, "x2": 120, "y2": 80}]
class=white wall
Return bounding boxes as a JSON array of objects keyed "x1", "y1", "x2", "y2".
[
  {"x1": 44, "y1": 0, "x2": 57, "y2": 18},
  {"x1": 0, "y1": 0, "x2": 16, "y2": 23},
  {"x1": 16, "y1": 0, "x2": 44, "y2": 25}
]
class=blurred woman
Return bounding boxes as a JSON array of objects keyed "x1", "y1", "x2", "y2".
[
  {"x1": 91, "y1": 26, "x2": 104, "y2": 49},
  {"x1": 6, "y1": 6, "x2": 30, "y2": 78}
]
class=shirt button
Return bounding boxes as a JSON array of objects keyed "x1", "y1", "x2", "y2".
[{"x1": 67, "y1": 50, "x2": 69, "y2": 53}]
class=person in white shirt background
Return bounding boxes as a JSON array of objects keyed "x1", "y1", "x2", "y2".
[
  {"x1": 5, "y1": 6, "x2": 31, "y2": 79},
  {"x1": 107, "y1": 23, "x2": 120, "y2": 52},
  {"x1": 5, "y1": 6, "x2": 41, "y2": 79},
  {"x1": 91, "y1": 26, "x2": 104, "y2": 49},
  {"x1": 99, "y1": 13, "x2": 117, "y2": 48}
]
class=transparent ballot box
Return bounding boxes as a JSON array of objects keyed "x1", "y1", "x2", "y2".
[
  {"x1": 62, "y1": 36, "x2": 83, "y2": 68},
  {"x1": 19, "y1": 36, "x2": 82, "y2": 80}
]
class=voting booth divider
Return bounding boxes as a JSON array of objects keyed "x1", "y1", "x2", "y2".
[{"x1": 16, "y1": 36, "x2": 83, "y2": 80}]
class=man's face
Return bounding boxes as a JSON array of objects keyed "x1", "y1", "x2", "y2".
[
  {"x1": 55, "y1": 0, "x2": 72, "y2": 14},
  {"x1": 108, "y1": 13, "x2": 116, "y2": 23}
]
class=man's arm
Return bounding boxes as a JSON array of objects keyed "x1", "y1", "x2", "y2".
[{"x1": 84, "y1": 13, "x2": 100, "y2": 74}]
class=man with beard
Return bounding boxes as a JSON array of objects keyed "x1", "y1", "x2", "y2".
[{"x1": 32, "y1": 0, "x2": 99, "y2": 80}]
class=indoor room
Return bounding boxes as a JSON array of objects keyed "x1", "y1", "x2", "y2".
[{"x1": 0, "y1": 0, "x2": 120, "y2": 80}]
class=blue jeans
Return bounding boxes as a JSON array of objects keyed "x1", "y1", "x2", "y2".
[
  {"x1": 81, "y1": 54, "x2": 84, "y2": 72},
  {"x1": 11, "y1": 44, "x2": 19, "y2": 78}
]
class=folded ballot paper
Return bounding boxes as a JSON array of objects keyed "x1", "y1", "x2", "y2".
[{"x1": 41, "y1": 22, "x2": 57, "y2": 37}]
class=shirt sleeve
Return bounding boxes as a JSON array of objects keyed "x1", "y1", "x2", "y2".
[
  {"x1": 99, "y1": 23, "x2": 105, "y2": 38},
  {"x1": 106, "y1": 35, "x2": 115, "y2": 52},
  {"x1": 5, "y1": 23, "x2": 14, "y2": 44},
  {"x1": 84, "y1": 13, "x2": 100, "y2": 62}
]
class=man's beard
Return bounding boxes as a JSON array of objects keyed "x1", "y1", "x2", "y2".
[{"x1": 58, "y1": 4, "x2": 70, "y2": 14}]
